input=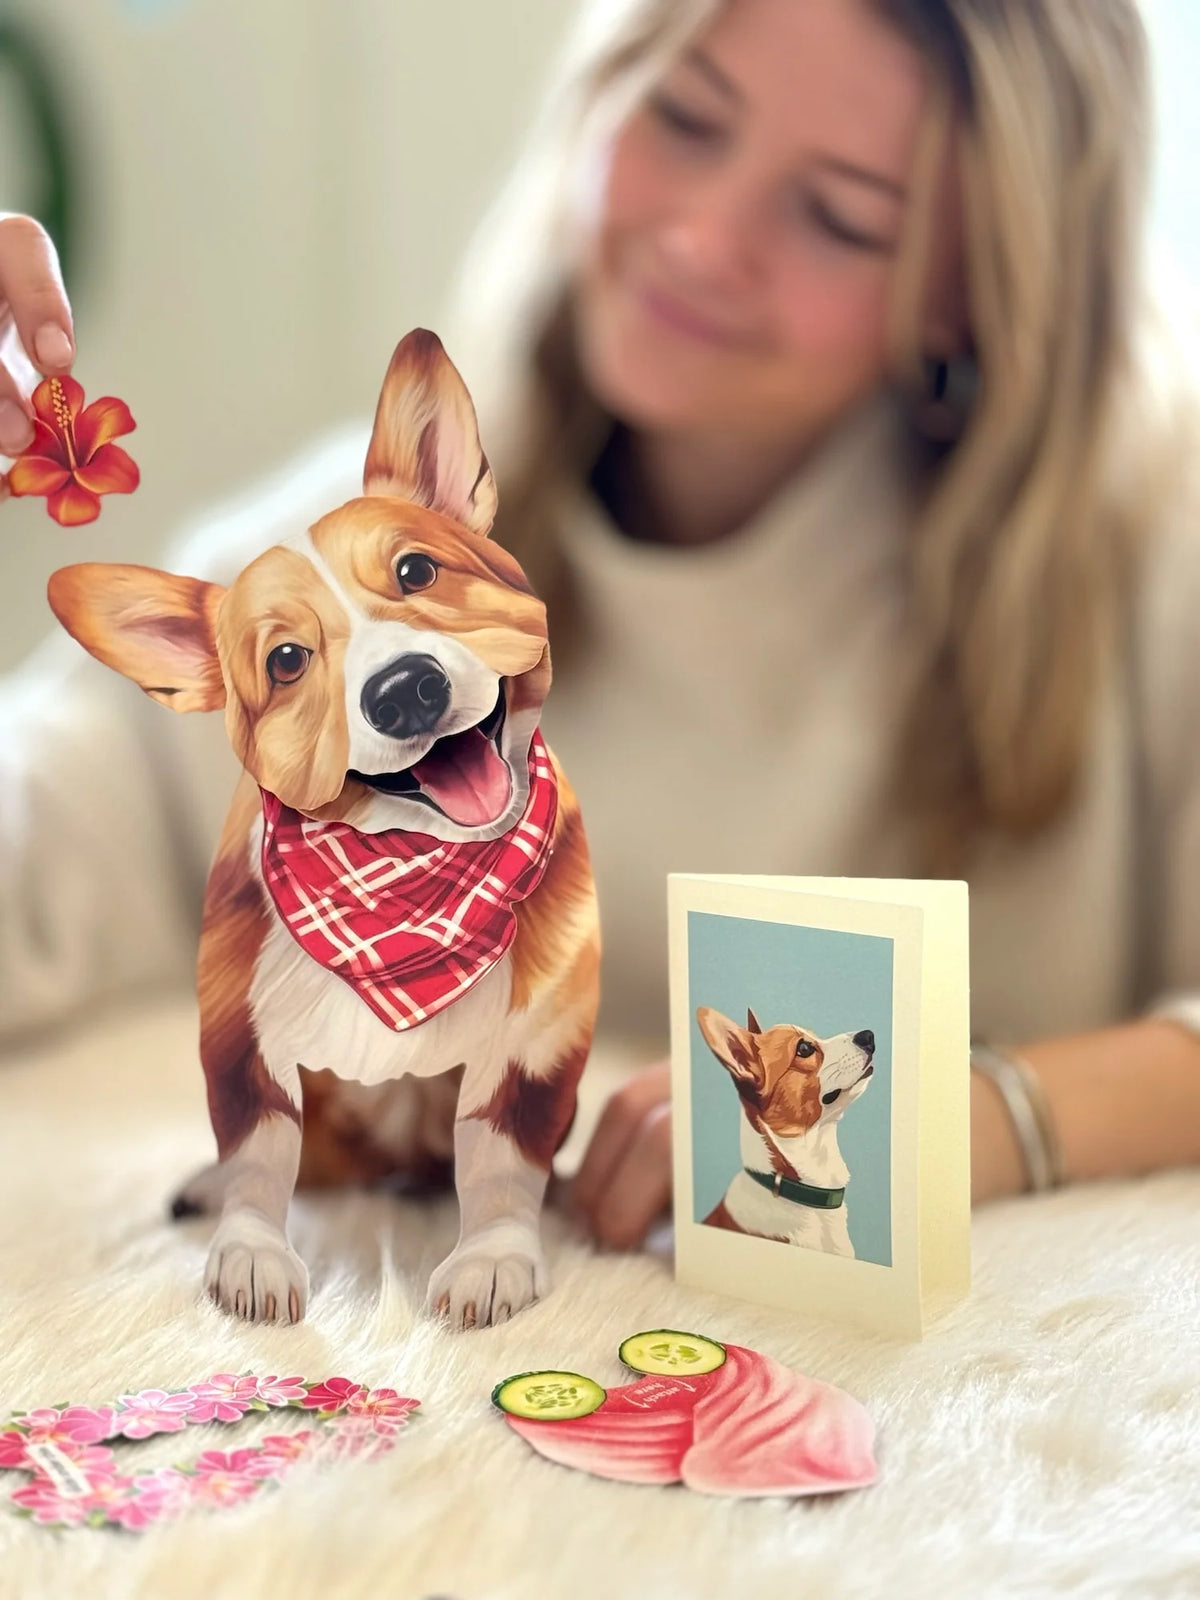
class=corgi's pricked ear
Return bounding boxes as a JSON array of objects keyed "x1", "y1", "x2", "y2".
[
  {"x1": 746, "y1": 1007, "x2": 762, "y2": 1034},
  {"x1": 364, "y1": 328, "x2": 498, "y2": 537},
  {"x1": 697, "y1": 1006, "x2": 764, "y2": 1092},
  {"x1": 48, "y1": 563, "x2": 226, "y2": 714}
]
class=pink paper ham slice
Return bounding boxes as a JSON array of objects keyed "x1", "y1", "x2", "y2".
[
  {"x1": 503, "y1": 1372, "x2": 716, "y2": 1485},
  {"x1": 681, "y1": 1343, "x2": 878, "y2": 1498},
  {"x1": 503, "y1": 1347, "x2": 877, "y2": 1499}
]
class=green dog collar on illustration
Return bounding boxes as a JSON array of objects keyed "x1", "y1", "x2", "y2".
[{"x1": 743, "y1": 1167, "x2": 846, "y2": 1209}]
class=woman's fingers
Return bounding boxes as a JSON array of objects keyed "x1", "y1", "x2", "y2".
[
  {"x1": 586, "y1": 1101, "x2": 673, "y2": 1250},
  {"x1": 0, "y1": 214, "x2": 74, "y2": 456},
  {"x1": 0, "y1": 214, "x2": 74, "y2": 376},
  {"x1": 571, "y1": 1057, "x2": 671, "y2": 1220},
  {"x1": 0, "y1": 320, "x2": 35, "y2": 452}
]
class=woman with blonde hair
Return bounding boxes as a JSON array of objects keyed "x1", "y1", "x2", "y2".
[{"x1": 1, "y1": 0, "x2": 1198, "y2": 1251}]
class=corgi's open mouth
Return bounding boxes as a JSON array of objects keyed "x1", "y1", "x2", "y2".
[
  {"x1": 348, "y1": 686, "x2": 511, "y2": 828},
  {"x1": 821, "y1": 1060, "x2": 874, "y2": 1107}
]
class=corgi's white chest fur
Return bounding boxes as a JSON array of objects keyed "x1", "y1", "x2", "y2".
[
  {"x1": 246, "y1": 821, "x2": 512, "y2": 1091},
  {"x1": 726, "y1": 1118, "x2": 855, "y2": 1257}
]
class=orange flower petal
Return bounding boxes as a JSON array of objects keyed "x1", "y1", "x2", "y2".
[
  {"x1": 7, "y1": 455, "x2": 71, "y2": 496},
  {"x1": 74, "y1": 396, "x2": 137, "y2": 462},
  {"x1": 46, "y1": 478, "x2": 102, "y2": 526},
  {"x1": 24, "y1": 418, "x2": 69, "y2": 465},
  {"x1": 31, "y1": 374, "x2": 84, "y2": 431},
  {"x1": 74, "y1": 442, "x2": 139, "y2": 495}
]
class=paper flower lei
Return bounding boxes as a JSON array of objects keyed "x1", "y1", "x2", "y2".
[{"x1": 0, "y1": 1373, "x2": 419, "y2": 1531}]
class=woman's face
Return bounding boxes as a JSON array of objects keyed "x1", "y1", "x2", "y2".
[{"x1": 575, "y1": 0, "x2": 964, "y2": 445}]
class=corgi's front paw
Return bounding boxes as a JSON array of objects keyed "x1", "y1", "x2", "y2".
[
  {"x1": 204, "y1": 1209, "x2": 309, "y2": 1324},
  {"x1": 426, "y1": 1223, "x2": 549, "y2": 1332}
]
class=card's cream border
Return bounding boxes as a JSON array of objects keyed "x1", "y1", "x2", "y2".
[{"x1": 668, "y1": 874, "x2": 930, "y2": 1342}]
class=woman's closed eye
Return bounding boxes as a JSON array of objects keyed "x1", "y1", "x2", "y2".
[
  {"x1": 791, "y1": 190, "x2": 896, "y2": 254},
  {"x1": 648, "y1": 90, "x2": 728, "y2": 149}
]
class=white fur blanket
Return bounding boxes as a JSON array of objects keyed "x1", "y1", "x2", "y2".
[{"x1": 1, "y1": 998, "x2": 1199, "y2": 1599}]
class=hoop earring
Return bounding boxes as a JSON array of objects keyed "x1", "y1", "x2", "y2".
[{"x1": 915, "y1": 354, "x2": 979, "y2": 441}]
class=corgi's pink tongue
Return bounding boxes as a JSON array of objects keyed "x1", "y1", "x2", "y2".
[{"x1": 412, "y1": 728, "x2": 511, "y2": 828}]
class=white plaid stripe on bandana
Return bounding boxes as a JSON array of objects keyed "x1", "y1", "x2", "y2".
[{"x1": 259, "y1": 731, "x2": 558, "y2": 1030}]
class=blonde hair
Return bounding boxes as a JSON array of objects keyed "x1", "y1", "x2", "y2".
[{"x1": 450, "y1": 0, "x2": 1195, "y2": 868}]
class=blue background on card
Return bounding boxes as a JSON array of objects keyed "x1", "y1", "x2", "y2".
[{"x1": 687, "y1": 910, "x2": 893, "y2": 1266}]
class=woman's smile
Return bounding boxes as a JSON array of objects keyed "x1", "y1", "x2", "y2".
[{"x1": 629, "y1": 274, "x2": 760, "y2": 350}]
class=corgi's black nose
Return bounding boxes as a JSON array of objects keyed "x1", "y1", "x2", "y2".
[
  {"x1": 361, "y1": 654, "x2": 450, "y2": 738},
  {"x1": 853, "y1": 1029, "x2": 875, "y2": 1053}
]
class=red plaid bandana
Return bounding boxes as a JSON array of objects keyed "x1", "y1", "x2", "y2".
[{"x1": 259, "y1": 731, "x2": 558, "y2": 1031}]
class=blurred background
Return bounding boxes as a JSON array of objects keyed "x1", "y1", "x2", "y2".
[{"x1": 0, "y1": 0, "x2": 1194, "y2": 674}]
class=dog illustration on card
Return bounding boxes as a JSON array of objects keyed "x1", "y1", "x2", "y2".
[{"x1": 696, "y1": 1006, "x2": 876, "y2": 1258}]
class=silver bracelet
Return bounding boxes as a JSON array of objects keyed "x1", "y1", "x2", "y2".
[{"x1": 970, "y1": 1041, "x2": 1065, "y2": 1193}]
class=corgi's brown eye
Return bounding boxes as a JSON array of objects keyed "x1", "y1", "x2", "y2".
[
  {"x1": 267, "y1": 643, "x2": 311, "y2": 686},
  {"x1": 795, "y1": 1039, "x2": 816, "y2": 1059},
  {"x1": 396, "y1": 553, "x2": 438, "y2": 594}
]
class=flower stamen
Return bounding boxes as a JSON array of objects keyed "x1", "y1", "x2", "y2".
[{"x1": 49, "y1": 378, "x2": 78, "y2": 470}]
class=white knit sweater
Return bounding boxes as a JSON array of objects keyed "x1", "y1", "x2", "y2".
[{"x1": 3, "y1": 402, "x2": 1199, "y2": 1053}]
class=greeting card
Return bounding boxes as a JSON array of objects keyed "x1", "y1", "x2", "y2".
[{"x1": 668, "y1": 874, "x2": 971, "y2": 1341}]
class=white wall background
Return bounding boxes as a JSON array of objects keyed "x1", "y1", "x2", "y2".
[
  {"x1": 1147, "y1": 0, "x2": 1200, "y2": 287},
  {"x1": 0, "y1": 0, "x2": 1195, "y2": 672},
  {"x1": 0, "y1": 0, "x2": 572, "y2": 668}
]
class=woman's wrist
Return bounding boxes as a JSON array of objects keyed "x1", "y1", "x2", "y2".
[
  {"x1": 971, "y1": 1042, "x2": 1065, "y2": 1195},
  {"x1": 974, "y1": 1019, "x2": 1200, "y2": 1201},
  {"x1": 969, "y1": 1061, "x2": 1028, "y2": 1203}
]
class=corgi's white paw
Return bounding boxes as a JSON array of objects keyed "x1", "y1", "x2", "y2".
[
  {"x1": 204, "y1": 1210, "x2": 309, "y2": 1324},
  {"x1": 426, "y1": 1224, "x2": 548, "y2": 1331}
]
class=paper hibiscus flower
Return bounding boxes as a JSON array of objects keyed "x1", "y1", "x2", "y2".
[{"x1": 6, "y1": 375, "x2": 139, "y2": 525}]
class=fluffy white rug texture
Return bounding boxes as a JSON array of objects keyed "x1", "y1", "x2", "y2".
[{"x1": 0, "y1": 998, "x2": 1199, "y2": 1600}]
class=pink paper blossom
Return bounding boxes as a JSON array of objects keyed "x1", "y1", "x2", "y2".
[
  {"x1": 115, "y1": 1389, "x2": 195, "y2": 1439},
  {"x1": 187, "y1": 1456, "x2": 262, "y2": 1508},
  {"x1": 253, "y1": 1375, "x2": 308, "y2": 1407},
  {"x1": 108, "y1": 1490, "x2": 170, "y2": 1532},
  {"x1": 12, "y1": 1467, "x2": 131, "y2": 1527},
  {"x1": 258, "y1": 1431, "x2": 315, "y2": 1464},
  {"x1": 194, "y1": 1446, "x2": 279, "y2": 1482},
  {"x1": 0, "y1": 1429, "x2": 29, "y2": 1468},
  {"x1": 344, "y1": 1388, "x2": 420, "y2": 1435},
  {"x1": 299, "y1": 1377, "x2": 364, "y2": 1413},
  {"x1": 11, "y1": 1476, "x2": 93, "y2": 1527},
  {"x1": 114, "y1": 1466, "x2": 193, "y2": 1527},
  {"x1": 19, "y1": 1405, "x2": 117, "y2": 1449},
  {"x1": 184, "y1": 1375, "x2": 260, "y2": 1424}
]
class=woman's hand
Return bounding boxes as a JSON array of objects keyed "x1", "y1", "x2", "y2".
[
  {"x1": 0, "y1": 213, "x2": 75, "y2": 458},
  {"x1": 570, "y1": 1057, "x2": 673, "y2": 1248}
]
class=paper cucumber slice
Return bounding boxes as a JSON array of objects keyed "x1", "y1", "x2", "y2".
[
  {"x1": 618, "y1": 1330, "x2": 727, "y2": 1377},
  {"x1": 491, "y1": 1371, "x2": 607, "y2": 1421}
]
